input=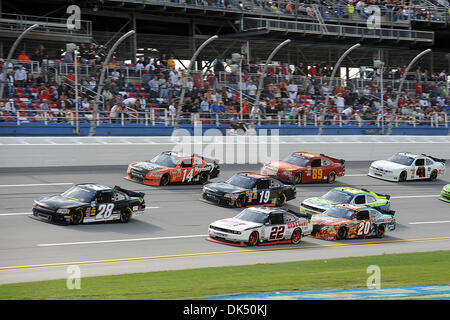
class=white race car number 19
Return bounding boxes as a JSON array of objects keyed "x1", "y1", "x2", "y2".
[{"x1": 97, "y1": 203, "x2": 114, "y2": 220}]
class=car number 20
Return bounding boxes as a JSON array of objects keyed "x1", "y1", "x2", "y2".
[
  {"x1": 357, "y1": 221, "x2": 371, "y2": 236},
  {"x1": 96, "y1": 203, "x2": 114, "y2": 220}
]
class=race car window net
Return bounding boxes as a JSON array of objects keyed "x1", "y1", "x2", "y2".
[
  {"x1": 282, "y1": 155, "x2": 309, "y2": 167},
  {"x1": 310, "y1": 159, "x2": 322, "y2": 167},
  {"x1": 235, "y1": 208, "x2": 268, "y2": 224},
  {"x1": 322, "y1": 189, "x2": 353, "y2": 203}
]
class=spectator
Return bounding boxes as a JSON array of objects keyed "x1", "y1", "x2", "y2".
[
  {"x1": 14, "y1": 65, "x2": 27, "y2": 87},
  {"x1": 110, "y1": 102, "x2": 123, "y2": 123}
]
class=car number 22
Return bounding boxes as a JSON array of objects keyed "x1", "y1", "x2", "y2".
[{"x1": 269, "y1": 226, "x2": 285, "y2": 240}]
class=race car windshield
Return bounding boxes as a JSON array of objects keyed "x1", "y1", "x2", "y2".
[
  {"x1": 322, "y1": 189, "x2": 353, "y2": 203},
  {"x1": 324, "y1": 206, "x2": 355, "y2": 220},
  {"x1": 61, "y1": 186, "x2": 94, "y2": 203},
  {"x1": 226, "y1": 174, "x2": 256, "y2": 189},
  {"x1": 150, "y1": 153, "x2": 179, "y2": 167},
  {"x1": 283, "y1": 154, "x2": 310, "y2": 167},
  {"x1": 234, "y1": 208, "x2": 268, "y2": 224},
  {"x1": 387, "y1": 154, "x2": 414, "y2": 166}
]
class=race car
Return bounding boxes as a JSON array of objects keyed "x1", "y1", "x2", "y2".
[
  {"x1": 300, "y1": 187, "x2": 392, "y2": 215},
  {"x1": 261, "y1": 152, "x2": 345, "y2": 184},
  {"x1": 441, "y1": 184, "x2": 450, "y2": 203},
  {"x1": 368, "y1": 152, "x2": 446, "y2": 182},
  {"x1": 32, "y1": 183, "x2": 146, "y2": 225},
  {"x1": 310, "y1": 204, "x2": 396, "y2": 241},
  {"x1": 202, "y1": 172, "x2": 296, "y2": 207},
  {"x1": 207, "y1": 207, "x2": 313, "y2": 246},
  {"x1": 126, "y1": 151, "x2": 220, "y2": 186}
]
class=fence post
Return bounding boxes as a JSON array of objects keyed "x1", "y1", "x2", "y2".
[
  {"x1": 278, "y1": 114, "x2": 281, "y2": 126},
  {"x1": 216, "y1": 114, "x2": 219, "y2": 126},
  {"x1": 303, "y1": 114, "x2": 307, "y2": 127},
  {"x1": 151, "y1": 109, "x2": 155, "y2": 126},
  {"x1": 298, "y1": 114, "x2": 301, "y2": 127},
  {"x1": 16, "y1": 111, "x2": 20, "y2": 125},
  {"x1": 121, "y1": 112, "x2": 124, "y2": 126},
  {"x1": 164, "y1": 109, "x2": 168, "y2": 126}
]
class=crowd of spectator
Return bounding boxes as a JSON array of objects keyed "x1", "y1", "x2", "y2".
[{"x1": 1, "y1": 42, "x2": 449, "y2": 128}]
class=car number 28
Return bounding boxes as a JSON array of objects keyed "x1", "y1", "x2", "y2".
[{"x1": 96, "y1": 203, "x2": 114, "y2": 219}]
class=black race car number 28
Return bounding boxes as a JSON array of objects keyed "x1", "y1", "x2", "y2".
[
  {"x1": 269, "y1": 226, "x2": 285, "y2": 240},
  {"x1": 97, "y1": 203, "x2": 114, "y2": 219}
]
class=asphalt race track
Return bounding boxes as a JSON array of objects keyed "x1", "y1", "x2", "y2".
[{"x1": 0, "y1": 162, "x2": 449, "y2": 285}]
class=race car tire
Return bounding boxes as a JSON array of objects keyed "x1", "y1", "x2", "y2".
[
  {"x1": 159, "y1": 174, "x2": 170, "y2": 186},
  {"x1": 247, "y1": 231, "x2": 259, "y2": 246},
  {"x1": 199, "y1": 172, "x2": 210, "y2": 185},
  {"x1": 120, "y1": 207, "x2": 132, "y2": 223},
  {"x1": 429, "y1": 170, "x2": 438, "y2": 181},
  {"x1": 234, "y1": 196, "x2": 247, "y2": 208},
  {"x1": 276, "y1": 192, "x2": 287, "y2": 206},
  {"x1": 327, "y1": 171, "x2": 336, "y2": 184},
  {"x1": 336, "y1": 226, "x2": 347, "y2": 240},
  {"x1": 290, "y1": 228, "x2": 302, "y2": 244},
  {"x1": 375, "y1": 224, "x2": 385, "y2": 238},
  {"x1": 294, "y1": 173, "x2": 302, "y2": 184},
  {"x1": 70, "y1": 209, "x2": 84, "y2": 225},
  {"x1": 399, "y1": 171, "x2": 407, "y2": 182}
]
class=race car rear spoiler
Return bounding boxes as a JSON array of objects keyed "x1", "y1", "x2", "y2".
[
  {"x1": 113, "y1": 186, "x2": 145, "y2": 199},
  {"x1": 192, "y1": 153, "x2": 219, "y2": 165},
  {"x1": 361, "y1": 188, "x2": 391, "y2": 200},
  {"x1": 320, "y1": 154, "x2": 345, "y2": 164},
  {"x1": 422, "y1": 154, "x2": 446, "y2": 164}
]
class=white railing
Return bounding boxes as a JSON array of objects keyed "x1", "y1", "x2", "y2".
[{"x1": 2, "y1": 108, "x2": 448, "y2": 129}]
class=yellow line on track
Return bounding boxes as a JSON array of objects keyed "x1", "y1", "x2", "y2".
[{"x1": 1, "y1": 236, "x2": 450, "y2": 272}]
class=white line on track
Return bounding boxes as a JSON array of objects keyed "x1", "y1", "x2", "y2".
[
  {"x1": 0, "y1": 183, "x2": 73, "y2": 188},
  {"x1": 0, "y1": 207, "x2": 160, "y2": 217},
  {"x1": 343, "y1": 174, "x2": 368, "y2": 177},
  {"x1": 37, "y1": 234, "x2": 207, "y2": 247},
  {"x1": 409, "y1": 220, "x2": 450, "y2": 225},
  {"x1": 391, "y1": 195, "x2": 439, "y2": 199}
]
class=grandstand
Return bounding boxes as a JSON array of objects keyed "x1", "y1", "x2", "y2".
[{"x1": 0, "y1": 0, "x2": 449, "y2": 136}]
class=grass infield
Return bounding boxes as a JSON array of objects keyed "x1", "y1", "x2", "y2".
[{"x1": 0, "y1": 250, "x2": 449, "y2": 299}]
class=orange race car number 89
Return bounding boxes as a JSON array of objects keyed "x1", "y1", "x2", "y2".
[{"x1": 312, "y1": 169, "x2": 323, "y2": 180}]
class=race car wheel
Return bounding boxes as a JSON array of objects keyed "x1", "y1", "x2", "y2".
[
  {"x1": 159, "y1": 174, "x2": 170, "y2": 186},
  {"x1": 399, "y1": 171, "x2": 407, "y2": 182},
  {"x1": 276, "y1": 193, "x2": 287, "y2": 206},
  {"x1": 429, "y1": 170, "x2": 438, "y2": 181},
  {"x1": 199, "y1": 172, "x2": 210, "y2": 185},
  {"x1": 247, "y1": 231, "x2": 259, "y2": 246},
  {"x1": 375, "y1": 224, "x2": 385, "y2": 238},
  {"x1": 70, "y1": 209, "x2": 83, "y2": 225},
  {"x1": 294, "y1": 173, "x2": 302, "y2": 184},
  {"x1": 234, "y1": 196, "x2": 247, "y2": 208},
  {"x1": 336, "y1": 226, "x2": 347, "y2": 240},
  {"x1": 327, "y1": 171, "x2": 336, "y2": 184},
  {"x1": 290, "y1": 228, "x2": 302, "y2": 244},
  {"x1": 120, "y1": 207, "x2": 132, "y2": 223}
]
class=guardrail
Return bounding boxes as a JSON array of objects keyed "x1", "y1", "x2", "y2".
[
  {"x1": 1, "y1": 108, "x2": 448, "y2": 129},
  {"x1": 242, "y1": 17, "x2": 435, "y2": 44}
]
